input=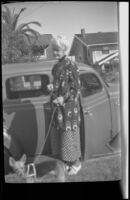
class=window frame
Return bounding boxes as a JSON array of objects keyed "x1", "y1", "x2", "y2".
[
  {"x1": 5, "y1": 73, "x2": 50, "y2": 100},
  {"x1": 80, "y1": 72, "x2": 103, "y2": 98},
  {"x1": 102, "y1": 49, "x2": 110, "y2": 54}
]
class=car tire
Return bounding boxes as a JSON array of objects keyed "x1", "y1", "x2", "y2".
[{"x1": 4, "y1": 148, "x2": 13, "y2": 175}]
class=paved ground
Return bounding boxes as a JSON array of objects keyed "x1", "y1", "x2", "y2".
[
  {"x1": 4, "y1": 127, "x2": 122, "y2": 183},
  {"x1": 109, "y1": 82, "x2": 120, "y2": 93},
  {"x1": 5, "y1": 152, "x2": 121, "y2": 183}
]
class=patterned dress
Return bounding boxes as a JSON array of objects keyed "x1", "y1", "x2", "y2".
[{"x1": 50, "y1": 56, "x2": 81, "y2": 162}]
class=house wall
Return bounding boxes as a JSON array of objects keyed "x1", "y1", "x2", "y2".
[
  {"x1": 71, "y1": 37, "x2": 84, "y2": 62},
  {"x1": 70, "y1": 37, "x2": 118, "y2": 66},
  {"x1": 46, "y1": 43, "x2": 55, "y2": 60},
  {"x1": 69, "y1": 37, "x2": 92, "y2": 65}
]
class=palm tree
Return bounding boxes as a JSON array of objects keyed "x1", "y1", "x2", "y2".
[{"x1": 2, "y1": 6, "x2": 42, "y2": 63}]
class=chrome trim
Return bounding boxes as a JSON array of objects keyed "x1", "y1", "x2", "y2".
[
  {"x1": 84, "y1": 98, "x2": 109, "y2": 111},
  {"x1": 34, "y1": 104, "x2": 46, "y2": 159}
]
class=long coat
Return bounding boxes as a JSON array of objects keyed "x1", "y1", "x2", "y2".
[{"x1": 50, "y1": 56, "x2": 81, "y2": 162}]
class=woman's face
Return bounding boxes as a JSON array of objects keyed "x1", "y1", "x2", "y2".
[{"x1": 53, "y1": 48, "x2": 65, "y2": 59}]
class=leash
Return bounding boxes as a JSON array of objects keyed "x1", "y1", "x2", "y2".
[{"x1": 34, "y1": 106, "x2": 57, "y2": 163}]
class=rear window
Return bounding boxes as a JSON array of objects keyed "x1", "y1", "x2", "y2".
[
  {"x1": 6, "y1": 74, "x2": 49, "y2": 99},
  {"x1": 80, "y1": 73, "x2": 102, "y2": 97}
]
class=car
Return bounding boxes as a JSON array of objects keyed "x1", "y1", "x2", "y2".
[{"x1": 2, "y1": 60, "x2": 121, "y2": 174}]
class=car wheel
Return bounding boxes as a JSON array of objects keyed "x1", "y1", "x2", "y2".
[{"x1": 4, "y1": 148, "x2": 13, "y2": 175}]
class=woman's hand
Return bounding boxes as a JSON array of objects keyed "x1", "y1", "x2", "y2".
[
  {"x1": 47, "y1": 84, "x2": 54, "y2": 91},
  {"x1": 53, "y1": 96, "x2": 64, "y2": 105}
]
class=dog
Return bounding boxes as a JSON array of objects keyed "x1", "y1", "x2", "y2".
[
  {"x1": 9, "y1": 154, "x2": 37, "y2": 183},
  {"x1": 9, "y1": 154, "x2": 66, "y2": 183}
]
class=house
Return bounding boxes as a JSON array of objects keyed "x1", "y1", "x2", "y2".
[
  {"x1": 96, "y1": 51, "x2": 119, "y2": 72},
  {"x1": 30, "y1": 34, "x2": 55, "y2": 60},
  {"x1": 69, "y1": 29, "x2": 119, "y2": 68}
]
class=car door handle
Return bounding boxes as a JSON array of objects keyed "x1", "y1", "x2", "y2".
[{"x1": 84, "y1": 110, "x2": 93, "y2": 116}]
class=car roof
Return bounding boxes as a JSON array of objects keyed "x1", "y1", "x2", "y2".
[{"x1": 2, "y1": 59, "x2": 95, "y2": 75}]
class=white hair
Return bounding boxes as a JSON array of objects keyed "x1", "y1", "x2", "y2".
[{"x1": 51, "y1": 35, "x2": 69, "y2": 52}]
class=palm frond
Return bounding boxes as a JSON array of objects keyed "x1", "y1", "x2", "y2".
[
  {"x1": 3, "y1": 5, "x2": 12, "y2": 20},
  {"x1": 21, "y1": 28, "x2": 40, "y2": 39},
  {"x1": 13, "y1": 7, "x2": 26, "y2": 31},
  {"x1": 2, "y1": 6, "x2": 43, "y2": 62},
  {"x1": 16, "y1": 21, "x2": 41, "y2": 33},
  {"x1": 18, "y1": 33, "x2": 31, "y2": 45},
  {"x1": 16, "y1": 23, "x2": 30, "y2": 32},
  {"x1": 13, "y1": 8, "x2": 15, "y2": 15},
  {"x1": 12, "y1": 13, "x2": 19, "y2": 27},
  {"x1": 2, "y1": 11, "x2": 11, "y2": 25},
  {"x1": 25, "y1": 21, "x2": 42, "y2": 27},
  {"x1": 23, "y1": 33, "x2": 32, "y2": 45}
]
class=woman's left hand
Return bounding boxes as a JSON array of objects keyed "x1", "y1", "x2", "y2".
[{"x1": 58, "y1": 96, "x2": 64, "y2": 105}]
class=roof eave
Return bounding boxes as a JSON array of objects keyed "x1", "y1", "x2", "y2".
[
  {"x1": 75, "y1": 35, "x2": 88, "y2": 47},
  {"x1": 87, "y1": 42, "x2": 118, "y2": 47}
]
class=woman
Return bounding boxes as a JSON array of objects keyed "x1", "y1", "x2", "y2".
[{"x1": 48, "y1": 35, "x2": 82, "y2": 175}]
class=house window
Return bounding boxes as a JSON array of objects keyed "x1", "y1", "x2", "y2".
[
  {"x1": 102, "y1": 47, "x2": 109, "y2": 54},
  {"x1": 92, "y1": 51, "x2": 102, "y2": 63},
  {"x1": 102, "y1": 49, "x2": 109, "y2": 54}
]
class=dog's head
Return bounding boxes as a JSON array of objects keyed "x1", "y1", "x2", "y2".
[
  {"x1": 9, "y1": 154, "x2": 27, "y2": 178},
  {"x1": 9, "y1": 154, "x2": 37, "y2": 183}
]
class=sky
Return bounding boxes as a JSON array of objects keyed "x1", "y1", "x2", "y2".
[{"x1": 2, "y1": 1, "x2": 118, "y2": 52}]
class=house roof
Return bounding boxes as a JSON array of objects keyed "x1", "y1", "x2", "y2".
[
  {"x1": 76, "y1": 32, "x2": 119, "y2": 45},
  {"x1": 30, "y1": 34, "x2": 53, "y2": 47}
]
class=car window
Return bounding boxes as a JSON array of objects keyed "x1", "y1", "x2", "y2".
[
  {"x1": 80, "y1": 73, "x2": 102, "y2": 97},
  {"x1": 6, "y1": 74, "x2": 50, "y2": 99}
]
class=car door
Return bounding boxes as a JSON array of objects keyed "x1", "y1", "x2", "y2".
[
  {"x1": 108, "y1": 83, "x2": 120, "y2": 138},
  {"x1": 80, "y1": 71, "x2": 112, "y2": 159},
  {"x1": 3, "y1": 72, "x2": 51, "y2": 161}
]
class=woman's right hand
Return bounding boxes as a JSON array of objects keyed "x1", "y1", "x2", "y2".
[
  {"x1": 53, "y1": 96, "x2": 64, "y2": 105},
  {"x1": 47, "y1": 84, "x2": 54, "y2": 91}
]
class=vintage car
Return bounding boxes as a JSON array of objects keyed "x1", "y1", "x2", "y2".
[{"x1": 2, "y1": 60, "x2": 120, "y2": 174}]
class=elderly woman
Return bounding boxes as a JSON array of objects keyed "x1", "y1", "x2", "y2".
[{"x1": 48, "y1": 35, "x2": 82, "y2": 175}]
